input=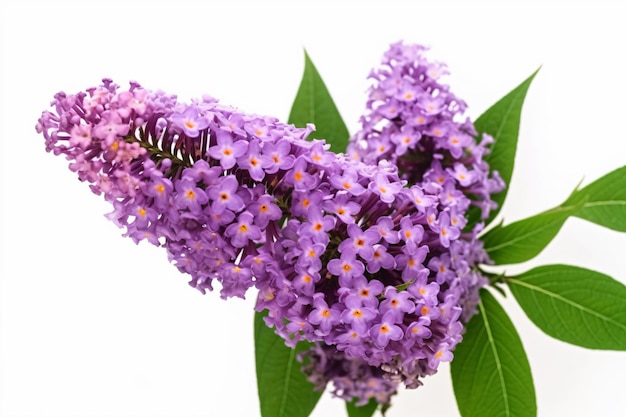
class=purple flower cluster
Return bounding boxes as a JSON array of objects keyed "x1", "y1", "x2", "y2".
[
  {"x1": 300, "y1": 42, "x2": 506, "y2": 403},
  {"x1": 347, "y1": 41, "x2": 505, "y2": 221},
  {"x1": 301, "y1": 344, "x2": 398, "y2": 406},
  {"x1": 36, "y1": 40, "x2": 505, "y2": 407}
]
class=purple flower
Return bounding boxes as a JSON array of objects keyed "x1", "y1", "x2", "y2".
[
  {"x1": 322, "y1": 196, "x2": 361, "y2": 224},
  {"x1": 399, "y1": 216, "x2": 424, "y2": 250},
  {"x1": 174, "y1": 178, "x2": 208, "y2": 212},
  {"x1": 369, "y1": 314, "x2": 404, "y2": 348},
  {"x1": 366, "y1": 244, "x2": 395, "y2": 273},
  {"x1": 249, "y1": 192, "x2": 282, "y2": 228},
  {"x1": 207, "y1": 131, "x2": 248, "y2": 169},
  {"x1": 338, "y1": 224, "x2": 380, "y2": 260},
  {"x1": 328, "y1": 254, "x2": 365, "y2": 284},
  {"x1": 225, "y1": 212, "x2": 261, "y2": 248},
  {"x1": 432, "y1": 212, "x2": 460, "y2": 248},
  {"x1": 341, "y1": 296, "x2": 377, "y2": 332},
  {"x1": 237, "y1": 139, "x2": 272, "y2": 181},
  {"x1": 262, "y1": 139, "x2": 295, "y2": 174},
  {"x1": 308, "y1": 295, "x2": 339, "y2": 336},
  {"x1": 368, "y1": 173, "x2": 403, "y2": 203},
  {"x1": 171, "y1": 106, "x2": 210, "y2": 138},
  {"x1": 285, "y1": 157, "x2": 318, "y2": 191},
  {"x1": 207, "y1": 175, "x2": 245, "y2": 214},
  {"x1": 330, "y1": 169, "x2": 366, "y2": 196},
  {"x1": 428, "y1": 343, "x2": 454, "y2": 369},
  {"x1": 379, "y1": 287, "x2": 415, "y2": 321},
  {"x1": 373, "y1": 216, "x2": 400, "y2": 244}
]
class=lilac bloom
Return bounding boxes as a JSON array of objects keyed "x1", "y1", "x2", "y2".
[
  {"x1": 262, "y1": 139, "x2": 295, "y2": 174},
  {"x1": 215, "y1": 112, "x2": 247, "y2": 137},
  {"x1": 438, "y1": 294, "x2": 463, "y2": 323},
  {"x1": 144, "y1": 176, "x2": 173, "y2": 210},
  {"x1": 448, "y1": 207, "x2": 468, "y2": 231},
  {"x1": 445, "y1": 131, "x2": 472, "y2": 159},
  {"x1": 396, "y1": 84, "x2": 419, "y2": 102},
  {"x1": 407, "y1": 186, "x2": 437, "y2": 213},
  {"x1": 293, "y1": 271, "x2": 319, "y2": 297},
  {"x1": 408, "y1": 278, "x2": 440, "y2": 305},
  {"x1": 285, "y1": 157, "x2": 318, "y2": 191},
  {"x1": 376, "y1": 99, "x2": 401, "y2": 119},
  {"x1": 432, "y1": 212, "x2": 461, "y2": 248},
  {"x1": 206, "y1": 208, "x2": 236, "y2": 232},
  {"x1": 336, "y1": 327, "x2": 367, "y2": 348},
  {"x1": 296, "y1": 238, "x2": 325, "y2": 273},
  {"x1": 368, "y1": 173, "x2": 403, "y2": 204},
  {"x1": 244, "y1": 120, "x2": 270, "y2": 140},
  {"x1": 305, "y1": 141, "x2": 334, "y2": 168},
  {"x1": 329, "y1": 169, "x2": 366, "y2": 196},
  {"x1": 440, "y1": 183, "x2": 467, "y2": 208},
  {"x1": 237, "y1": 139, "x2": 272, "y2": 181},
  {"x1": 130, "y1": 203, "x2": 158, "y2": 229},
  {"x1": 322, "y1": 196, "x2": 361, "y2": 224},
  {"x1": 249, "y1": 194, "x2": 282, "y2": 228},
  {"x1": 171, "y1": 106, "x2": 210, "y2": 138},
  {"x1": 207, "y1": 175, "x2": 245, "y2": 214},
  {"x1": 418, "y1": 96, "x2": 445, "y2": 116},
  {"x1": 174, "y1": 178, "x2": 208, "y2": 212},
  {"x1": 219, "y1": 264, "x2": 254, "y2": 299},
  {"x1": 399, "y1": 216, "x2": 424, "y2": 250},
  {"x1": 328, "y1": 254, "x2": 365, "y2": 285},
  {"x1": 341, "y1": 276, "x2": 384, "y2": 308},
  {"x1": 379, "y1": 287, "x2": 415, "y2": 321},
  {"x1": 395, "y1": 245, "x2": 429, "y2": 282},
  {"x1": 338, "y1": 224, "x2": 380, "y2": 260},
  {"x1": 416, "y1": 301, "x2": 441, "y2": 321},
  {"x1": 428, "y1": 343, "x2": 454, "y2": 370},
  {"x1": 428, "y1": 254, "x2": 455, "y2": 284},
  {"x1": 207, "y1": 131, "x2": 248, "y2": 169},
  {"x1": 447, "y1": 163, "x2": 476, "y2": 187},
  {"x1": 224, "y1": 212, "x2": 261, "y2": 248},
  {"x1": 182, "y1": 159, "x2": 222, "y2": 184},
  {"x1": 291, "y1": 190, "x2": 324, "y2": 218},
  {"x1": 391, "y1": 127, "x2": 421, "y2": 155},
  {"x1": 285, "y1": 318, "x2": 314, "y2": 345},
  {"x1": 366, "y1": 244, "x2": 395, "y2": 273},
  {"x1": 373, "y1": 216, "x2": 400, "y2": 244},
  {"x1": 406, "y1": 317, "x2": 432, "y2": 342},
  {"x1": 425, "y1": 207, "x2": 438, "y2": 230},
  {"x1": 340, "y1": 296, "x2": 377, "y2": 332},
  {"x1": 369, "y1": 314, "x2": 404, "y2": 349},
  {"x1": 426, "y1": 123, "x2": 448, "y2": 138},
  {"x1": 299, "y1": 211, "x2": 335, "y2": 244},
  {"x1": 308, "y1": 294, "x2": 339, "y2": 336}
]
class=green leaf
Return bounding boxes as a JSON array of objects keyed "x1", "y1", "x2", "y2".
[
  {"x1": 288, "y1": 50, "x2": 350, "y2": 153},
  {"x1": 507, "y1": 264, "x2": 626, "y2": 349},
  {"x1": 467, "y1": 68, "x2": 540, "y2": 229},
  {"x1": 346, "y1": 398, "x2": 378, "y2": 417},
  {"x1": 481, "y1": 202, "x2": 581, "y2": 265},
  {"x1": 255, "y1": 311, "x2": 322, "y2": 417},
  {"x1": 451, "y1": 289, "x2": 536, "y2": 417},
  {"x1": 565, "y1": 165, "x2": 626, "y2": 232}
]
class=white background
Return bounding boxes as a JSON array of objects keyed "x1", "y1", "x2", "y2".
[{"x1": 2, "y1": 1, "x2": 626, "y2": 416}]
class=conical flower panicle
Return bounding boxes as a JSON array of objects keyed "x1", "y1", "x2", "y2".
[
  {"x1": 348, "y1": 41, "x2": 505, "y2": 223},
  {"x1": 36, "y1": 67, "x2": 501, "y2": 405}
]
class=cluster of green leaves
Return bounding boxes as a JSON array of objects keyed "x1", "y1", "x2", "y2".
[{"x1": 254, "y1": 52, "x2": 626, "y2": 417}]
